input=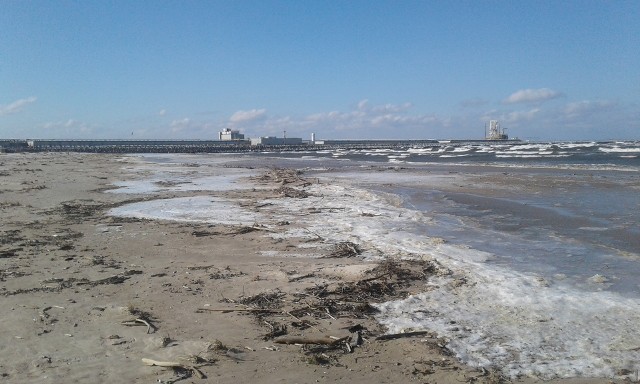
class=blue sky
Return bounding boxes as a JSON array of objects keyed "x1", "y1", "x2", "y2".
[{"x1": 1, "y1": 1, "x2": 638, "y2": 141}]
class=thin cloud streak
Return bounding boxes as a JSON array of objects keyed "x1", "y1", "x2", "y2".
[
  {"x1": 504, "y1": 88, "x2": 562, "y2": 104},
  {"x1": 41, "y1": 118, "x2": 93, "y2": 136},
  {"x1": 0, "y1": 97, "x2": 37, "y2": 116},
  {"x1": 564, "y1": 100, "x2": 616, "y2": 118},
  {"x1": 229, "y1": 109, "x2": 267, "y2": 123}
]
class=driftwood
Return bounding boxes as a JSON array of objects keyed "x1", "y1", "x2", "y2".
[
  {"x1": 142, "y1": 358, "x2": 205, "y2": 379},
  {"x1": 191, "y1": 230, "x2": 217, "y2": 237},
  {"x1": 288, "y1": 273, "x2": 315, "y2": 282},
  {"x1": 375, "y1": 330, "x2": 432, "y2": 341},
  {"x1": 142, "y1": 358, "x2": 183, "y2": 367},
  {"x1": 274, "y1": 335, "x2": 350, "y2": 346},
  {"x1": 197, "y1": 308, "x2": 280, "y2": 313},
  {"x1": 228, "y1": 226, "x2": 267, "y2": 235},
  {"x1": 121, "y1": 318, "x2": 155, "y2": 334}
]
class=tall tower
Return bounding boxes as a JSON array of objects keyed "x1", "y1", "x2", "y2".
[{"x1": 488, "y1": 120, "x2": 500, "y2": 140}]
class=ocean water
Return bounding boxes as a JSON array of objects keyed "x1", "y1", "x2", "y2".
[{"x1": 107, "y1": 141, "x2": 640, "y2": 380}]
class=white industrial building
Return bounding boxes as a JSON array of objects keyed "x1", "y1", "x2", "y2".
[
  {"x1": 219, "y1": 128, "x2": 245, "y2": 141},
  {"x1": 486, "y1": 120, "x2": 508, "y2": 140}
]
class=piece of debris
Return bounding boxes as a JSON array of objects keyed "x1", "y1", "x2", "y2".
[
  {"x1": 276, "y1": 186, "x2": 310, "y2": 198},
  {"x1": 375, "y1": 330, "x2": 433, "y2": 341},
  {"x1": 142, "y1": 357, "x2": 207, "y2": 379},
  {"x1": 274, "y1": 335, "x2": 350, "y2": 346},
  {"x1": 325, "y1": 241, "x2": 362, "y2": 258}
]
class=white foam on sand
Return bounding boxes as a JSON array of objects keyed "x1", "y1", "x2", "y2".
[
  {"x1": 107, "y1": 154, "x2": 258, "y2": 194},
  {"x1": 375, "y1": 249, "x2": 640, "y2": 379},
  {"x1": 109, "y1": 196, "x2": 259, "y2": 225},
  {"x1": 252, "y1": 174, "x2": 640, "y2": 380},
  {"x1": 108, "y1": 173, "x2": 253, "y2": 194},
  {"x1": 106, "y1": 155, "x2": 261, "y2": 225}
]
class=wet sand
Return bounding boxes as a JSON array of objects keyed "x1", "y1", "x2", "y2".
[{"x1": 0, "y1": 152, "x2": 622, "y2": 383}]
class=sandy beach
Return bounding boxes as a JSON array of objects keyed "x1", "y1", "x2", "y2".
[{"x1": 0, "y1": 152, "x2": 625, "y2": 384}]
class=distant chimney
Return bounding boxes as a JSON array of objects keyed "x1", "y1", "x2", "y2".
[{"x1": 311, "y1": 133, "x2": 316, "y2": 143}]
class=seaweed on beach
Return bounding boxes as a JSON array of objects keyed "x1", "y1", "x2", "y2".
[
  {"x1": 3, "y1": 273, "x2": 132, "y2": 296},
  {"x1": 208, "y1": 267, "x2": 246, "y2": 280},
  {"x1": 255, "y1": 168, "x2": 307, "y2": 185},
  {"x1": 1, "y1": 228, "x2": 83, "y2": 257},
  {"x1": 252, "y1": 167, "x2": 314, "y2": 198},
  {"x1": 0, "y1": 229, "x2": 24, "y2": 245},
  {"x1": 57, "y1": 200, "x2": 108, "y2": 219},
  {"x1": 199, "y1": 258, "x2": 439, "y2": 367},
  {"x1": 87, "y1": 255, "x2": 121, "y2": 269},
  {"x1": 291, "y1": 260, "x2": 436, "y2": 320},
  {"x1": 0, "y1": 268, "x2": 28, "y2": 281},
  {"x1": 0, "y1": 248, "x2": 22, "y2": 258},
  {"x1": 366, "y1": 259, "x2": 436, "y2": 285},
  {"x1": 275, "y1": 186, "x2": 310, "y2": 198},
  {"x1": 239, "y1": 291, "x2": 286, "y2": 310},
  {"x1": 228, "y1": 225, "x2": 263, "y2": 235},
  {"x1": 262, "y1": 319, "x2": 288, "y2": 340},
  {"x1": 325, "y1": 241, "x2": 362, "y2": 258},
  {"x1": 0, "y1": 201, "x2": 22, "y2": 208},
  {"x1": 126, "y1": 304, "x2": 155, "y2": 322},
  {"x1": 191, "y1": 230, "x2": 218, "y2": 237},
  {"x1": 50, "y1": 197, "x2": 149, "y2": 221}
]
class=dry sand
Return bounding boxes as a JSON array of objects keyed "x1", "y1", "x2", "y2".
[{"x1": 0, "y1": 152, "x2": 621, "y2": 383}]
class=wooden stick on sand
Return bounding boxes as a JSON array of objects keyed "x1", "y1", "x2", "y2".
[{"x1": 142, "y1": 358, "x2": 205, "y2": 379}]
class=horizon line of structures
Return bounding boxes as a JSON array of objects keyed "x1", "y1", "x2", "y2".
[
  {"x1": 1, "y1": 127, "x2": 515, "y2": 153},
  {"x1": 0, "y1": 138, "x2": 445, "y2": 153}
]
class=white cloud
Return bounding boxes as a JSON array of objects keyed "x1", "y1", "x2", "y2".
[
  {"x1": 352, "y1": 99, "x2": 412, "y2": 114},
  {"x1": 42, "y1": 118, "x2": 92, "y2": 134},
  {"x1": 564, "y1": 100, "x2": 615, "y2": 118},
  {"x1": 164, "y1": 117, "x2": 221, "y2": 138},
  {"x1": 474, "y1": 97, "x2": 639, "y2": 140},
  {"x1": 159, "y1": 109, "x2": 167, "y2": 116},
  {"x1": 0, "y1": 96, "x2": 37, "y2": 116},
  {"x1": 504, "y1": 88, "x2": 562, "y2": 104},
  {"x1": 237, "y1": 100, "x2": 446, "y2": 139},
  {"x1": 134, "y1": 98, "x2": 633, "y2": 142},
  {"x1": 229, "y1": 108, "x2": 267, "y2": 123},
  {"x1": 372, "y1": 102, "x2": 413, "y2": 114},
  {"x1": 170, "y1": 118, "x2": 191, "y2": 133},
  {"x1": 460, "y1": 98, "x2": 489, "y2": 108},
  {"x1": 501, "y1": 108, "x2": 541, "y2": 123}
]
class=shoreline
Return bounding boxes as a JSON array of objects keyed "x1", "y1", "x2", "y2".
[{"x1": 0, "y1": 152, "x2": 628, "y2": 383}]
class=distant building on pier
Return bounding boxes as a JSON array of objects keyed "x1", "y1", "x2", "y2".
[
  {"x1": 250, "y1": 136, "x2": 303, "y2": 146},
  {"x1": 219, "y1": 128, "x2": 245, "y2": 141}
]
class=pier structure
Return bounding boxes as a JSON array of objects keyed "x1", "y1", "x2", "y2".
[
  {"x1": 2, "y1": 138, "x2": 527, "y2": 154},
  {"x1": 2, "y1": 138, "x2": 444, "y2": 153},
  {"x1": 1, "y1": 139, "x2": 250, "y2": 153}
]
